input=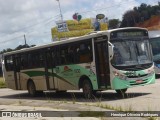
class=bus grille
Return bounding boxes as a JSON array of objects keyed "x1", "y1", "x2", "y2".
[{"x1": 127, "y1": 74, "x2": 148, "y2": 78}]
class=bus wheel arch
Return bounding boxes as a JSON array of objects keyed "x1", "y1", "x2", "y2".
[
  {"x1": 79, "y1": 75, "x2": 91, "y2": 89},
  {"x1": 27, "y1": 79, "x2": 36, "y2": 97},
  {"x1": 79, "y1": 75, "x2": 94, "y2": 98}
]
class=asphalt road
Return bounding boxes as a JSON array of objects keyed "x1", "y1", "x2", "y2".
[{"x1": 0, "y1": 79, "x2": 160, "y2": 119}]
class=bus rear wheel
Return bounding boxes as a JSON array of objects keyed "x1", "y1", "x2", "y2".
[
  {"x1": 27, "y1": 81, "x2": 36, "y2": 97},
  {"x1": 116, "y1": 88, "x2": 127, "y2": 95},
  {"x1": 82, "y1": 79, "x2": 93, "y2": 99}
]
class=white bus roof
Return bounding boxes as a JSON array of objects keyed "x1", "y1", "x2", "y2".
[{"x1": 3, "y1": 27, "x2": 147, "y2": 56}]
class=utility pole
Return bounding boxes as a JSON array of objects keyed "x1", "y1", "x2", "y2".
[
  {"x1": 24, "y1": 34, "x2": 27, "y2": 47},
  {"x1": 56, "y1": 0, "x2": 63, "y2": 21},
  {"x1": 56, "y1": 0, "x2": 67, "y2": 39}
]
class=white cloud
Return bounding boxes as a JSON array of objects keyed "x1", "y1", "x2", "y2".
[{"x1": 0, "y1": 0, "x2": 158, "y2": 51}]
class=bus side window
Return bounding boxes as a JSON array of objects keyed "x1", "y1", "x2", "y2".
[
  {"x1": 52, "y1": 47, "x2": 58, "y2": 66},
  {"x1": 66, "y1": 46, "x2": 75, "y2": 64},
  {"x1": 39, "y1": 53, "x2": 44, "y2": 67},
  {"x1": 77, "y1": 43, "x2": 92, "y2": 63},
  {"x1": 46, "y1": 50, "x2": 53, "y2": 68},
  {"x1": 60, "y1": 49, "x2": 67, "y2": 65},
  {"x1": 28, "y1": 54, "x2": 32, "y2": 68},
  {"x1": 28, "y1": 52, "x2": 38, "y2": 68},
  {"x1": 32, "y1": 53, "x2": 37, "y2": 68},
  {"x1": 5, "y1": 56, "x2": 13, "y2": 71},
  {"x1": 20, "y1": 54, "x2": 28, "y2": 69},
  {"x1": 32, "y1": 52, "x2": 41, "y2": 68}
]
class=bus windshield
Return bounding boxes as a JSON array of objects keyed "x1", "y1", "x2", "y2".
[
  {"x1": 150, "y1": 37, "x2": 160, "y2": 62},
  {"x1": 111, "y1": 38, "x2": 152, "y2": 67}
]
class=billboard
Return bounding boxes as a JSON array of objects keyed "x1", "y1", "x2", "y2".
[
  {"x1": 51, "y1": 18, "x2": 108, "y2": 40},
  {"x1": 56, "y1": 21, "x2": 68, "y2": 32}
]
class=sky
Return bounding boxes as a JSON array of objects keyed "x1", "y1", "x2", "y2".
[{"x1": 0, "y1": 0, "x2": 159, "y2": 51}]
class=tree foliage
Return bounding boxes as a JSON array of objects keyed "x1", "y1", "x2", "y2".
[
  {"x1": 120, "y1": 2, "x2": 160, "y2": 27},
  {"x1": 108, "y1": 19, "x2": 121, "y2": 29},
  {"x1": 0, "y1": 44, "x2": 35, "y2": 54}
]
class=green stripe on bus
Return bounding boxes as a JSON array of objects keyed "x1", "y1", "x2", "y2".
[
  {"x1": 22, "y1": 71, "x2": 75, "y2": 87},
  {"x1": 22, "y1": 71, "x2": 45, "y2": 77}
]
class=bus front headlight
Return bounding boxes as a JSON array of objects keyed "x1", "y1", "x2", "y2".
[{"x1": 113, "y1": 71, "x2": 127, "y2": 80}]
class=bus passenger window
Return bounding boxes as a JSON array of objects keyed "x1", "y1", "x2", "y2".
[
  {"x1": 21, "y1": 54, "x2": 28, "y2": 69},
  {"x1": 5, "y1": 56, "x2": 13, "y2": 71},
  {"x1": 77, "y1": 44, "x2": 92, "y2": 63},
  {"x1": 60, "y1": 50, "x2": 67, "y2": 65},
  {"x1": 39, "y1": 54, "x2": 44, "y2": 67},
  {"x1": 66, "y1": 46, "x2": 74, "y2": 64}
]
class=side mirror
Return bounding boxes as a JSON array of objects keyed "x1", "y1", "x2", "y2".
[{"x1": 108, "y1": 41, "x2": 114, "y2": 60}]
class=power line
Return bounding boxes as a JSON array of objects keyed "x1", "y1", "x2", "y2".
[
  {"x1": 0, "y1": 14, "x2": 60, "y2": 39},
  {"x1": 0, "y1": 15, "x2": 61, "y2": 45},
  {"x1": 1, "y1": 0, "x2": 159, "y2": 45},
  {"x1": 0, "y1": 35, "x2": 24, "y2": 44},
  {"x1": 64, "y1": 0, "x2": 160, "y2": 20}
]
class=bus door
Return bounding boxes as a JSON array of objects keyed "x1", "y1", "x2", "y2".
[
  {"x1": 45, "y1": 49, "x2": 58, "y2": 90},
  {"x1": 13, "y1": 55, "x2": 21, "y2": 90},
  {"x1": 94, "y1": 36, "x2": 110, "y2": 89}
]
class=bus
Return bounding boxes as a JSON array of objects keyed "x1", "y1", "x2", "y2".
[
  {"x1": 149, "y1": 36, "x2": 160, "y2": 75},
  {"x1": 2, "y1": 27, "x2": 155, "y2": 98}
]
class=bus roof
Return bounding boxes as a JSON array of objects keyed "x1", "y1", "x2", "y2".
[
  {"x1": 3, "y1": 27, "x2": 147, "y2": 56},
  {"x1": 107, "y1": 27, "x2": 148, "y2": 33},
  {"x1": 150, "y1": 36, "x2": 160, "y2": 39},
  {"x1": 3, "y1": 30, "x2": 106, "y2": 56}
]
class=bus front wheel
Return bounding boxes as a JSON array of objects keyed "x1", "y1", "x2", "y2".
[
  {"x1": 27, "y1": 81, "x2": 36, "y2": 97},
  {"x1": 82, "y1": 79, "x2": 93, "y2": 99},
  {"x1": 116, "y1": 88, "x2": 127, "y2": 95}
]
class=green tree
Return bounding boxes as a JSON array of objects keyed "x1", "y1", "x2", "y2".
[
  {"x1": 120, "y1": 2, "x2": 160, "y2": 27},
  {"x1": 108, "y1": 19, "x2": 121, "y2": 29}
]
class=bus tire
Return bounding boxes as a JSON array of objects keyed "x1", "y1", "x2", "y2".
[
  {"x1": 82, "y1": 79, "x2": 93, "y2": 99},
  {"x1": 27, "y1": 81, "x2": 36, "y2": 97},
  {"x1": 116, "y1": 88, "x2": 127, "y2": 96}
]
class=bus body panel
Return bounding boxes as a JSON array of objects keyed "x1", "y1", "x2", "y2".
[
  {"x1": 112, "y1": 74, "x2": 155, "y2": 90},
  {"x1": 53, "y1": 63, "x2": 98, "y2": 90},
  {"x1": 20, "y1": 68, "x2": 47, "y2": 90},
  {"x1": 110, "y1": 64, "x2": 155, "y2": 89},
  {"x1": 5, "y1": 71, "x2": 16, "y2": 90}
]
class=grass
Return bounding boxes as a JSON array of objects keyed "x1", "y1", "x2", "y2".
[
  {"x1": 0, "y1": 77, "x2": 6, "y2": 88},
  {"x1": 148, "y1": 117, "x2": 158, "y2": 120}
]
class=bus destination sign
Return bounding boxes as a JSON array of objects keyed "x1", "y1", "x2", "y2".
[{"x1": 110, "y1": 29, "x2": 148, "y2": 39}]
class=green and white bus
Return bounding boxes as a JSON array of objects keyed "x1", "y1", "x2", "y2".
[{"x1": 2, "y1": 27, "x2": 155, "y2": 98}]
